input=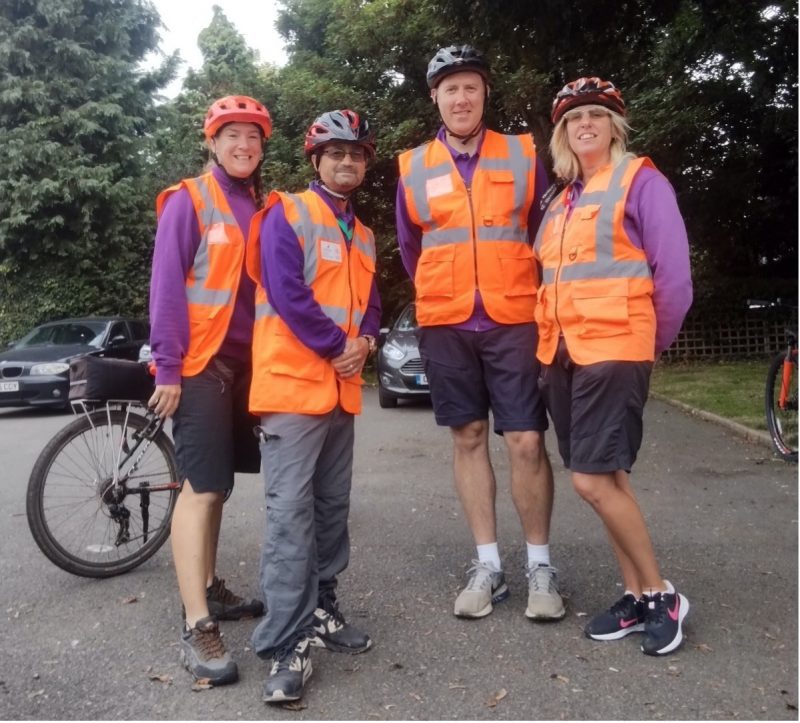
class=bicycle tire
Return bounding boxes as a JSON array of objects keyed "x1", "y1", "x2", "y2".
[
  {"x1": 26, "y1": 409, "x2": 179, "y2": 577},
  {"x1": 765, "y1": 351, "x2": 798, "y2": 463}
]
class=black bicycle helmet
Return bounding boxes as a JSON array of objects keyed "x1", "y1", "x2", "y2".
[
  {"x1": 426, "y1": 45, "x2": 489, "y2": 89},
  {"x1": 304, "y1": 109, "x2": 376, "y2": 158}
]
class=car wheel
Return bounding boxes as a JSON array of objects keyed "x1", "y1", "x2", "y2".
[{"x1": 378, "y1": 385, "x2": 398, "y2": 409}]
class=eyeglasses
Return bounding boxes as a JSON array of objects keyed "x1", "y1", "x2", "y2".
[
  {"x1": 322, "y1": 147, "x2": 368, "y2": 163},
  {"x1": 563, "y1": 107, "x2": 610, "y2": 123}
]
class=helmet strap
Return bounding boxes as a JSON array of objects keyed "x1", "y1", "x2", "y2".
[{"x1": 318, "y1": 182, "x2": 351, "y2": 201}]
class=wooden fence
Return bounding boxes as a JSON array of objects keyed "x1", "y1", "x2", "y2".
[{"x1": 662, "y1": 314, "x2": 797, "y2": 361}]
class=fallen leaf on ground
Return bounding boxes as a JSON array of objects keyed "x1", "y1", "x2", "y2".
[
  {"x1": 191, "y1": 681, "x2": 212, "y2": 692},
  {"x1": 550, "y1": 674, "x2": 569, "y2": 683},
  {"x1": 694, "y1": 643, "x2": 713, "y2": 653},
  {"x1": 121, "y1": 596, "x2": 139, "y2": 604},
  {"x1": 486, "y1": 688, "x2": 507, "y2": 708},
  {"x1": 449, "y1": 683, "x2": 466, "y2": 690},
  {"x1": 148, "y1": 674, "x2": 172, "y2": 683},
  {"x1": 282, "y1": 701, "x2": 307, "y2": 711},
  {"x1": 410, "y1": 693, "x2": 422, "y2": 702}
]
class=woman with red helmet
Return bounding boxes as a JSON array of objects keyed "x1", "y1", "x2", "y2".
[
  {"x1": 148, "y1": 94, "x2": 272, "y2": 686},
  {"x1": 245, "y1": 109, "x2": 381, "y2": 703},
  {"x1": 535, "y1": 77, "x2": 693, "y2": 656}
]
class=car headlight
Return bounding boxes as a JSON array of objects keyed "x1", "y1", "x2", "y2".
[
  {"x1": 382, "y1": 342, "x2": 405, "y2": 361},
  {"x1": 30, "y1": 362, "x2": 70, "y2": 376}
]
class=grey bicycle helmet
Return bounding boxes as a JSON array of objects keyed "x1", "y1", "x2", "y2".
[
  {"x1": 426, "y1": 45, "x2": 489, "y2": 89},
  {"x1": 304, "y1": 109, "x2": 376, "y2": 158}
]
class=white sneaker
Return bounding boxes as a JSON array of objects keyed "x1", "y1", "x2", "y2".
[
  {"x1": 524, "y1": 563, "x2": 566, "y2": 620},
  {"x1": 454, "y1": 560, "x2": 510, "y2": 618}
]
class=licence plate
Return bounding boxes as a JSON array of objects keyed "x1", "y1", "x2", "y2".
[
  {"x1": 0, "y1": 381, "x2": 19, "y2": 392},
  {"x1": 415, "y1": 374, "x2": 428, "y2": 386}
]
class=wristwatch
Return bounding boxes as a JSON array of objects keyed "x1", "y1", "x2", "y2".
[{"x1": 361, "y1": 334, "x2": 377, "y2": 356}]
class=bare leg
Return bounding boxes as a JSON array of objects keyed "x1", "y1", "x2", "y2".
[
  {"x1": 572, "y1": 470, "x2": 663, "y2": 592},
  {"x1": 504, "y1": 430, "x2": 553, "y2": 544},
  {"x1": 452, "y1": 420, "x2": 496, "y2": 545},
  {"x1": 206, "y1": 500, "x2": 224, "y2": 588},
  {"x1": 170, "y1": 480, "x2": 225, "y2": 627}
]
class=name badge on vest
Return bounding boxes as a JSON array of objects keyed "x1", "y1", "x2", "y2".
[
  {"x1": 425, "y1": 174, "x2": 454, "y2": 199},
  {"x1": 206, "y1": 223, "x2": 230, "y2": 245},
  {"x1": 321, "y1": 240, "x2": 343, "y2": 263}
]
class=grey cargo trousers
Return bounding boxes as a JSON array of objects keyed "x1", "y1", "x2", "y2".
[{"x1": 251, "y1": 406, "x2": 354, "y2": 659}]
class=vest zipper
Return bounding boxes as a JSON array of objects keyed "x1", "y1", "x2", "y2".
[
  {"x1": 553, "y1": 205, "x2": 568, "y2": 337},
  {"x1": 466, "y1": 184, "x2": 479, "y2": 290}
]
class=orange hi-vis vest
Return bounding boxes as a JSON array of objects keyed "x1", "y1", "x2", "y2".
[
  {"x1": 533, "y1": 156, "x2": 657, "y2": 366},
  {"x1": 246, "y1": 189, "x2": 376, "y2": 415},
  {"x1": 156, "y1": 171, "x2": 247, "y2": 377},
  {"x1": 400, "y1": 130, "x2": 538, "y2": 326},
  {"x1": 398, "y1": 130, "x2": 538, "y2": 327}
]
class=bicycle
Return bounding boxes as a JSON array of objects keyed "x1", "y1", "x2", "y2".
[
  {"x1": 765, "y1": 328, "x2": 798, "y2": 463},
  {"x1": 26, "y1": 357, "x2": 181, "y2": 578}
]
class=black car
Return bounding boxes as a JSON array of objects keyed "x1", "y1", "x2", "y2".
[
  {"x1": 376, "y1": 303, "x2": 430, "y2": 408},
  {"x1": 0, "y1": 317, "x2": 149, "y2": 409}
]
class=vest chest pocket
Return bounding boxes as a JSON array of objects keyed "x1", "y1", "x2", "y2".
[
  {"x1": 571, "y1": 278, "x2": 631, "y2": 339},
  {"x1": 416, "y1": 244, "x2": 455, "y2": 300},
  {"x1": 484, "y1": 169, "x2": 516, "y2": 221}
]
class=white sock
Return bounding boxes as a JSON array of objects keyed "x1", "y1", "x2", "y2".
[
  {"x1": 527, "y1": 543, "x2": 550, "y2": 567},
  {"x1": 476, "y1": 543, "x2": 501, "y2": 570}
]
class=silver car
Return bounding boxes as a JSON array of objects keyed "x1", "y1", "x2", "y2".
[{"x1": 376, "y1": 303, "x2": 430, "y2": 408}]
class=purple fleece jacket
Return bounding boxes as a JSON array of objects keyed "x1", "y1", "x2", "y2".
[
  {"x1": 259, "y1": 181, "x2": 382, "y2": 359},
  {"x1": 395, "y1": 127, "x2": 550, "y2": 332},
  {"x1": 149, "y1": 165, "x2": 257, "y2": 385}
]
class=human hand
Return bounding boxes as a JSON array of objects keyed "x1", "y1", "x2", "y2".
[
  {"x1": 331, "y1": 337, "x2": 369, "y2": 379},
  {"x1": 148, "y1": 383, "x2": 181, "y2": 418}
]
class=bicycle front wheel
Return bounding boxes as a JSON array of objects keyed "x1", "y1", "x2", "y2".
[
  {"x1": 765, "y1": 351, "x2": 798, "y2": 463},
  {"x1": 26, "y1": 409, "x2": 179, "y2": 577}
]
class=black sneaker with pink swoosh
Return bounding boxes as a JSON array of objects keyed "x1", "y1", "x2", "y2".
[
  {"x1": 584, "y1": 593, "x2": 646, "y2": 641},
  {"x1": 641, "y1": 587, "x2": 690, "y2": 656}
]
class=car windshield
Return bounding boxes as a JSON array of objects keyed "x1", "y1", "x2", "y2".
[
  {"x1": 14, "y1": 321, "x2": 108, "y2": 349},
  {"x1": 395, "y1": 305, "x2": 418, "y2": 331}
]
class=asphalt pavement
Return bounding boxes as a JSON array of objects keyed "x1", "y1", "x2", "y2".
[{"x1": 0, "y1": 390, "x2": 797, "y2": 721}]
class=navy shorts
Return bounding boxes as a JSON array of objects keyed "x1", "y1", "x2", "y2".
[
  {"x1": 538, "y1": 339, "x2": 652, "y2": 473},
  {"x1": 418, "y1": 323, "x2": 548, "y2": 434},
  {"x1": 172, "y1": 356, "x2": 261, "y2": 493}
]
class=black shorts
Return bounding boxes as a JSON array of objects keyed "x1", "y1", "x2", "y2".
[
  {"x1": 538, "y1": 340, "x2": 652, "y2": 473},
  {"x1": 418, "y1": 323, "x2": 548, "y2": 434},
  {"x1": 172, "y1": 356, "x2": 261, "y2": 493}
]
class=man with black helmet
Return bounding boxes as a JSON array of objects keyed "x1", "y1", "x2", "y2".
[
  {"x1": 396, "y1": 46, "x2": 565, "y2": 623},
  {"x1": 246, "y1": 109, "x2": 380, "y2": 703}
]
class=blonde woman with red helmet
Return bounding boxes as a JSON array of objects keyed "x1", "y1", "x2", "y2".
[
  {"x1": 535, "y1": 77, "x2": 693, "y2": 656},
  {"x1": 148, "y1": 95, "x2": 272, "y2": 685}
]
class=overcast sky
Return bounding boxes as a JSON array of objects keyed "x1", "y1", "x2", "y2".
[{"x1": 145, "y1": 0, "x2": 288, "y2": 97}]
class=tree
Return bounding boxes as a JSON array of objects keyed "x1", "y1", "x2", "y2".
[{"x1": 0, "y1": 0, "x2": 176, "y2": 341}]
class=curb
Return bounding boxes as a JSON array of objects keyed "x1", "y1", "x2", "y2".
[{"x1": 650, "y1": 391, "x2": 774, "y2": 451}]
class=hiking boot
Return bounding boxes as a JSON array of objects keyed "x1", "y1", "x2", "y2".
[
  {"x1": 641, "y1": 584, "x2": 690, "y2": 656},
  {"x1": 454, "y1": 560, "x2": 509, "y2": 618},
  {"x1": 262, "y1": 636, "x2": 313, "y2": 703},
  {"x1": 206, "y1": 576, "x2": 264, "y2": 620},
  {"x1": 584, "y1": 593, "x2": 646, "y2": 640},
  {"x1": 310, "y1": 606, "x2": 372, "y2": 654},
  {"x1": 524, "y1": 563, "x2": 566, "y2": 620},
  {"x1": 179, "y1": 616, "x2": 238, "y2": 685}
]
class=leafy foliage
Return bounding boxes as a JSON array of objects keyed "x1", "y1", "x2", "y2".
[{"x1": 0, "y1": 0, "x2": 175, "y2": 341}]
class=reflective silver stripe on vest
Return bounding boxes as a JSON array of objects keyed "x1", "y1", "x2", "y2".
[
  {"x1": 186, "y1": 175, "x2": 235, "y2": 307},
  {"x1": 538, "y1": 158, "x2": 651, "y2": 284},
  {"x1": 352, "y1": 308, "x2": 364, "y2": 327},
  {"x1": 406, "y1": 145, "x2": 453, "y2": 230},
  {"x1": 352, "y1": 226, "x2": 376, "y2": 262},
  {"x1": 255, "y1": 300, "x2": 277, "y2": 321}
]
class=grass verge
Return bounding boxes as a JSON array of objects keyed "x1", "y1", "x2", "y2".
[{"x1": 650, "y1": 358, "x2": 767, "y2": 431}]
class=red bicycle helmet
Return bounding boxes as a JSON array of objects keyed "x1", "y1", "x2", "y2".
[
  {"x1": 426, "y1": 45, "x2": 489, "y2": 89},
  {"x1": 551, "y1": 77, "x2": 626, "y2": 124},
  {"x1": 303, "y1": 109, "x2": 376, "y2": 158},
  {"x1": 204, "y1": 95, "x2": 273, "y2": 140}
]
